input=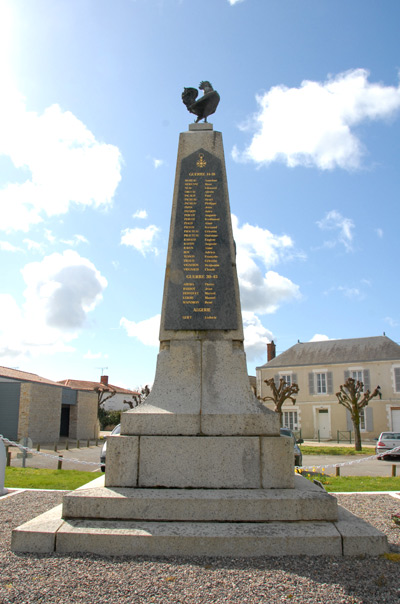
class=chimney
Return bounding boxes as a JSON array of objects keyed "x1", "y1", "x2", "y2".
[
  {"x1": 267, "y1": 341, "x2": 276, "y2": 362},
  {"x1": 100, "y1": 375, "x2": 109, "y2": 386}
]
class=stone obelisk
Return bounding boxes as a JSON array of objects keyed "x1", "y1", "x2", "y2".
[
  {"x1": 12, "y1": 119, "x2": 388, "y2": 558},
  {"x1": 104, "y1": 122, "x2": 291, "y2": 490}
]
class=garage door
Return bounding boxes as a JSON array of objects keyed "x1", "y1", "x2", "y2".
[
  {"x1": 391, "y1": 408, "x2": 400, "y2": 432},
  {"x1": 0, "y1": 382, "x2": 20, "y2": 440}
]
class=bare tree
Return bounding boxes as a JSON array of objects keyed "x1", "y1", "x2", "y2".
[
  {"x1": 95, "y1": 385, "x2": 116, "y2": 410},
  {"x1": 336, "y1": 377, "x2": 381, "y2": 451},
  {"x1": 124, "y1": 384, "x2": 151, "y2": 409},
  {"x1": 260, "y1": 378, "x2": 299, "y2": 426}
]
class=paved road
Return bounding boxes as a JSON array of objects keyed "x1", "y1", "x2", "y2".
[
  {"x1": 8, "y1": 442, "x2": 104, "y2": 472},
  {"x1": 301, "y1": 453, "x2": 400, "y2": 476}
]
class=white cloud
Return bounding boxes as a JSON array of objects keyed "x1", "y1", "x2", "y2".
[
  {"x1": 337, "y1": 286, "x2": 363, "y2": 299},
  {"x1": 23, "y1": 238, "x2": 45, "y2": 253},
  {"x1": 233, "y1": 69, "x2": 400, "y2": 170},
  {"x1": 60, "y1": 234, "x2": 89, "y2": 247},
  {"x1": 44, "y1": 229, "x2": 56, "y2": 244},
  {"x1": 376, "y1": 228, "x2": 383, "y2": 238},
  {"x1": 120, "y1": 314, "x2": 160, "y2": 347},
  {"x1": 153, "y1": 159, "x2": 164, "y2": 169},
  {"x1": 0, "y1": 82, "x2": 122, "y2": 232},
  {"x1": 0, "y1": 240, "x2": 21, "y2": 252},
  {"x1": 232, "y1": 214, "x2": 301, "y2": 314},
  {"x1": 317, "y1": 210, "x2": 354, "y2": 251},
  {"x1": 228, "y1": 0, "x2": 245, "y2": 4},
  {"x1": 309, "y1": 334, "x2": 332, "y2": 342},
  {"x1": 242, "y1": 311, "x2": 273, "y2": 362},
  {"x1": 132, "y1": 209, "x2": 148, "y2": 219},
  {"x1": 120, "y1": 224, "x2": 160, "y2": 256},
  {"x1": 0, "y1": 250, "x2": 107, "y2": 363}
]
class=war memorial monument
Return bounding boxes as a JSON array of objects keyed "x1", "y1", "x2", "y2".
[{"x1": 12, "y1": 83, "x2": 387, "y2": 557}]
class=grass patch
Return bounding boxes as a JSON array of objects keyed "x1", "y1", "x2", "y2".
[
  {"x1": 298, "y1": 471, "x2": 400, "y2": 492},
  {"x1": 301, "y1": 446, "x2": 376, "y2": 456},
  {"x1": 5, "y1": 467, "x2": 102, "y2": 490}
]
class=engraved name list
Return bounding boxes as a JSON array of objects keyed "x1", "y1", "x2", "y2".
[{"x1": 164, "y1": 148, "x2": 237, "y2": 330}]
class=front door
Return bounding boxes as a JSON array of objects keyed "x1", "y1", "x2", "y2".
[
  {"x1": 60, "y1": 405, "x2": 70, "y2": 437},
  {"x1": 317, "y1": 408, "x2": 330, "y2": 439}
]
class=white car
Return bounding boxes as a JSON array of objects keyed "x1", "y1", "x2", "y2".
[{"x1": 375, "y1": 432, "x2": 400, "y2": 459}]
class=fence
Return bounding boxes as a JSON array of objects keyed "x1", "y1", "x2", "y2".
[{"x1": 337, "y1": 430, "x2": 352, "y2": 443}]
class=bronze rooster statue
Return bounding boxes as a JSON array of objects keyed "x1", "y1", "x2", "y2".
[{"x1": 182, "y1": 81, "x2": 220, "y2": 123}]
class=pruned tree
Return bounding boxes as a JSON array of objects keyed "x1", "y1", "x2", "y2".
[
  {"x1": 336, "y1": 377, "x2": 381, "y2": 451},
  {"x1": 95, "y1": 385, "x2": 116, "y2": 410},
  {"x1": 124, "y1": 384, "x2": 151, "y2": 409},
  {"x1": 260, "y1": 377, "x2": 299, "y2": 426}
]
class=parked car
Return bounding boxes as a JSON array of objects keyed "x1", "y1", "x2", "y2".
[
  {"x1": 280, "y1": 427, "x2": 303, "y2": 467},
  {"x1": 100, "y1": 424, "x2": 121, "y2": 471},
  {"x1": 375, "y1": 432, "x2": 400, "y2": 459}
]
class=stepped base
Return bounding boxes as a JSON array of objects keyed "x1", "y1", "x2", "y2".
[
  {"x1": 62, "y1": 476, "x2": 337, "y2": 522},
  {"x1": 11, "y1": 508, "x2": 387, "y2": 557},
  {"x1": 11, "y1": 477, "x2": 388, "y2": 557}
]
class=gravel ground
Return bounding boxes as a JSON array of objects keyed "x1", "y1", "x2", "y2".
[{"x1": 0, "y1": 490, "x2": 399, "y2": 604}]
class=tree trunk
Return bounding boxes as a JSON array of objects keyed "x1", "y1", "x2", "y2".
[{"x1": 354, "y1": 422, "x2": 362, "y2": 451}]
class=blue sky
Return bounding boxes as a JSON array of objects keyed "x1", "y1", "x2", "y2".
[{"x1": 1, "y1": 0, "x2": 400, "y2": 389}]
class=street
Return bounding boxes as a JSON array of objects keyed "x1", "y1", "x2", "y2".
[
  {"x1": 301, "y1": 453, "x2": 400, "y2": 477},
  {"x1": 7, "y1": 441, "x2": 103, "y2": 472}
]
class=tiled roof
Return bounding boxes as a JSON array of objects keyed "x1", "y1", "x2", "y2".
[
  {"x1": 57, "y1": 379, "x2": 139, "y2": 395},
  {"x1": 257, "y1": 336, "x2": 400, "y2": 369},
  {"x1": 0, "y1": 366, "x2": 62, "y2": 386}
]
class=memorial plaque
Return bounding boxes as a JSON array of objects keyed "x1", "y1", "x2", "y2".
[{"x1": 164, "y1": 148, "x2": 238, "y2": 330}]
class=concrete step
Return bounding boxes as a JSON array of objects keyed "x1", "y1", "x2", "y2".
[
  {"x1": 55, "y1": 519, "x2": 344, "y2": 556},
  {"x1": 11, "y1": 499, "x2": 388, "y2": 557},
  {"x1": 62, "y1": 483, "x2": 338, "y2": 523}
]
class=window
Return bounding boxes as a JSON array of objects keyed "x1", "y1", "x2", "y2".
[
  {"x1": 316, "y1": 373, "x2": 327, "y2": 394},
  {"x1": 360, "y1": 409, "x2": 366, "y2": 431},
  {"x1": 309, "y1": 371, "x2": 333, "y2": 395},
  {"x1": 394, "y1": 368, "x2": 400, "y2": 393},
  {"x1": 283, "y1": 410, "x2": 298, "y2": 431},
  {"x1": 275, "y1": 373, "x2": 297, "y2": 388},
  {"x1": 345, "y1": 369, "x2": 370, "y2": 391}
]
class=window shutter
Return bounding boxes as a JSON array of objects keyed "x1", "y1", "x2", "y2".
[
  {"x1": 346, "y1": 410, "x2": 353, "y2": 431},
  {"x1": 394, "y1": 368, "x2": 400, "y2": 392},
  {"x1": 366, "y1": 407, "x2": 374, "y2": 431},
  {"x1": 308, "y1": 373, "x2": 315, "y2": 395},
  {"x1": 274, "y1": 374, "x2": 280, "y2": 388},
  {"x1": 292, "y1": 373, "x2": 298, "y2": 385},
  {"x1": 327, "y1": 372, "x2": 333, "y2": 394},
  {"x1": 363, "y1": 369, "x2": 370, "y2": 391},
  {"x1": 344, "y1": 370, "x2": 350, "y2": 381}
]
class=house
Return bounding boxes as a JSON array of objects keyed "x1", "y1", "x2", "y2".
[
  {"x1": 58, "y1": 376, "x2": 140, "y2": 412},
  {"x1": 0, "y1": 366, "x2": 98, "y2": 443},
  {"x1": 256, "y1": 336, "x2": 400, "y2": 440}
]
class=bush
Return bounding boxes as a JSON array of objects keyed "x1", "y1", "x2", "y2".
[{"x1": 98, "y1": 408, "x2": 121, "y2": 430}]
